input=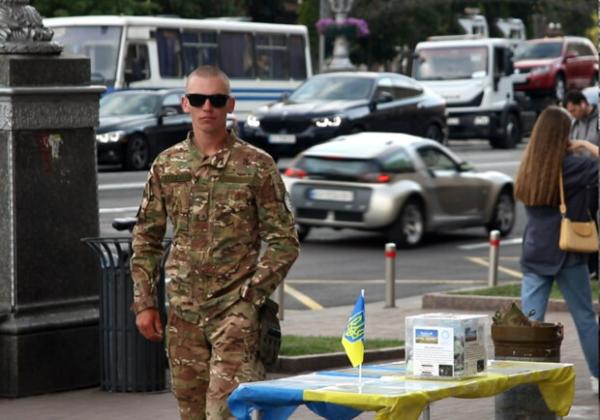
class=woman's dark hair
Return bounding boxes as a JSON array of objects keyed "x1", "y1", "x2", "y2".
[{"x1": 514, "y1": 106, "x2": 571, "y2": 206}]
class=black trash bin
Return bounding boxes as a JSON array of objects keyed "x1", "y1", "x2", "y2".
[{"x1": 83, "y1": 235, "x2": 171, "y2": 392}]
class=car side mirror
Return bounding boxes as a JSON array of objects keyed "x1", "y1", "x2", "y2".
[
  {"x1": 161, "y1": 107, "x2": 179, "y2": 117},
  {"x1": 376, "y1": 91, "x2": 394, "y2": 104},
  {"x1": 458, "y1": 161, "x2": 474, "y2": 172},
  {"x1": 565, "y1": 51, "x2": 577, "y2": 61},
  {"x1": 280, "y1": 92, "x2": 290, "y2": 101}
]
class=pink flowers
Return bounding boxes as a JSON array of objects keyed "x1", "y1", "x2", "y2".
[{"x1": 315, "y1": 17, "x2": 370, "y2": 38}]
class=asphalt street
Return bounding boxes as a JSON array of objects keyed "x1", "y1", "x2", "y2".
[{"x1": 96, "y1": 139, "x2": 529, "y2": 310}]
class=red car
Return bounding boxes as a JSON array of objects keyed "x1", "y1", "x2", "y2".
[{"x1": 512, "y1": 36, "x2": 598, "y2": 103}]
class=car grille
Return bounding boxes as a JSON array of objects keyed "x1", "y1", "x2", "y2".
[
  {"x1": 335, "y1": 211, "x2": 363, "y2": 222},
  {"x1": 260, "y1": 118, "x2": 311, "y2": 134},
  {"x1": 296, "y1": 208, "x2": 364, "y2": 222},
  {"x1": 297, "y1": 208, "x2": 327, "y2": 219}
]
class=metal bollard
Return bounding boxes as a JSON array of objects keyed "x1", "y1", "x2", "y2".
[
  {"x1": 488, "y1": 230, "x2": 500, "y2": 287},
  {"x1": 385, "y1": 243, "x2": 396, "y2": 308},
  {"x1": 276, "y1": 282, "x2": 285, "y2": 320}
]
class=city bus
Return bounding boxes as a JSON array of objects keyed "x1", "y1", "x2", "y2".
[{"x1": 44, "y1": 15, "x2": 312, "y2": 119}]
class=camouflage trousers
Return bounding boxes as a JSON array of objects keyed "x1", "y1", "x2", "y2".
[{"x1": 166, "y1": 299, "x2": 265, "y2": 420}]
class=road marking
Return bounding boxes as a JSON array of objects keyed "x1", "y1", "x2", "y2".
[
  {"x1": 99, "y1": 182, "x2": 145, "y2": 191},
  {"x1": 99, "y1": 206, "x2": 139, "y2": 214},
  {"x1": 286, "y1": 279, "x2": 486, "y2": 285},
  {"x1": 284, "y1": 283, "x2": 324, "y2": 310},
  {"x1": 466, "y1": 256, "x2": 522, "y2": 279},
  {"x1": 459, "y1": 237, "x2": 522, "y2": 250}
]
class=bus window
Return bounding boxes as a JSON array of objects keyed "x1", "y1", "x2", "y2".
[
  {"x1": 255, "y1": 34, "x2": 288, "y2": 80},
  {"x1": 219, "y1": 32, "x2": 254, "y2": 79},
  {"x1": 289, "y1": 35, "x2": 307, "y2": 80},
  {"x1": 157, "y1": 29, "x2": 183, "y2": 78},
  {"x1": 182, "y1": 30, "x2": 218, "y2": 74},
  {"x1": 124, "y1": 43, "x2": 150, "y2": 84},
  {"x1": 51, "y1": 25, "x2": 121, "y2": 86}
]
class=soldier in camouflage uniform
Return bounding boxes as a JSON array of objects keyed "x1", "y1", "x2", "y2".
[{"x1": 130, "y1": 65, "x2": 299, "y2": 419}]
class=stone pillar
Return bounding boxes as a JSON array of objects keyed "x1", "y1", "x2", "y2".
[{"x1": 0, "y1": 0, "x2": 104, "y2": 397}]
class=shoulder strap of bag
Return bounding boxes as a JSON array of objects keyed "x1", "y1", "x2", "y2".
[{"x1": 559, "y1": 168, "x2": 567, "y2": 217}]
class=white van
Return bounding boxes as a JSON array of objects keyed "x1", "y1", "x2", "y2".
[
  {"x1": 412, "y1": 37, "x2": 533, "y2": 149},
  {"x1": 44, "y1": 15, "x2": 312, "y2": 121}
]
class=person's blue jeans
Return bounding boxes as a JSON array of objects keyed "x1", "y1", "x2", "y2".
[{"x1": 521, "y1": 264, "x2": 599, "y2": 378}]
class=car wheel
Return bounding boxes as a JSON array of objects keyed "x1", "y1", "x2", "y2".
[
  {"x1": 297, "y1": 224, "x2": 310, "y2": 241},
  {"x1": 425, "y1": 123, "x2": 446, "y2": 145},
  {"x1": 485, "y1": 189, "x2": 515, "y2": 237},
  {"x1": 388, "y1": 199, "x2": 425, "y2": 248},
  {"x1": 554, "y1": 74, "x2": 566, "y2": 103},
  {"x1": 124, "y1": 134, "x2": 150, "y2": 170},
  {"x1": 489, "y1": 113, "x2": 520, "y2": 149}
]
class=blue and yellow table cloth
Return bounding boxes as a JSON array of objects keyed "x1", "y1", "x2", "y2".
[{"x1": 228, "y1": 360, "x2": 575, "y2": 420}]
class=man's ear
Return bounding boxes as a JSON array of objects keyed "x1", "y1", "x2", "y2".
[
  {"x1": 227, "y1": 96, "x2": 235, "y2": 113},
  {"x1": 181, "y1": 95, "x2": 190, "y2": 114}
]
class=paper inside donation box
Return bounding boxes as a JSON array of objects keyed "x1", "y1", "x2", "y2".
[{"x1": 405, "y1": 313, "x2": 490, "y2": 379}]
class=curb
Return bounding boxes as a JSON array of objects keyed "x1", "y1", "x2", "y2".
[
  {"x1": 422, "y1": 292, "x2": 600, "y2": 312},
  {"x1": 271, "y1": 346, "x2": 405, "y2": 374}
]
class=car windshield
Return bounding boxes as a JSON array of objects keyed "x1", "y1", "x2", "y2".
[
  {"x1": 413, "y1": 47, "x2": 488, "y2": 81},
  {"x1": 100, "y1": 93, "x2": 162, "y2": 117},
  {"x1": 50, "y1": 25, "x2": 122, "y2": 86},
  {"x1": 514, "y1": 41, "x2": 562, "y2": 60},
  {"x1": 289, "y1": 76, "x2": 374, "y2": 101},
  {"x1": 296, "y1": 156, "x2": 380, "y2": 180}
]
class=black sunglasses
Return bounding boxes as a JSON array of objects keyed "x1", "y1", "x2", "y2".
[{"x1": 185, "y1": 93, "x2": 230, "y2": 108}]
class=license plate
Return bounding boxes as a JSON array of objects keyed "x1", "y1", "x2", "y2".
[
  {"x1": 446, "y1": 117, "x2": 460, "y2": 126},
  {"x1": 309, "y1": 189, "x2": 354, "y2": 202},
  {"x1": 269, "y1": 134, "x2": 296, "y2": 144}
]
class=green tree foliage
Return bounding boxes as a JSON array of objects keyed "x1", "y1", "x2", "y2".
[
  {"x1": 32, "y1": 0, "x2": 160, "y2": 17},
  {"x1": 32, "y1": 0, "x2": 247, "y2": 19}
]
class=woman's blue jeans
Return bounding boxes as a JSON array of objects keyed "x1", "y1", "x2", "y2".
[{"x1": 521, "y1": 264, "x2": 599, "y2": 378}]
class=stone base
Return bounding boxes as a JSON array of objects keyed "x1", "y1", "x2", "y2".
[{"x1": 0, "y1": 306, "x2": 99, "y2": 397}]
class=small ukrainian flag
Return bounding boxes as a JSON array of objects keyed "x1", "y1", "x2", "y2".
[{"x1": 341, "y1": 291, "x2": 365, "y2": 367}]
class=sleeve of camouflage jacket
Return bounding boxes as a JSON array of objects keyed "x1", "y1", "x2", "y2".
[
  {"x1": 130, "y1": 165, "x2": 167, "y2": 314},
  {"x1": 247, "y1": 160, "x2": 300, "y2": 307}
]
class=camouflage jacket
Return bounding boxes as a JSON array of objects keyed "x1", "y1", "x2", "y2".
[{"x1": 130, "y1": 131, "x2": 299, "y2": 322}]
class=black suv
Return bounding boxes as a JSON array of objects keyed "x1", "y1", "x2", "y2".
[{"x1": 242, "y1": 72, "x2": 447, "y2": 160}]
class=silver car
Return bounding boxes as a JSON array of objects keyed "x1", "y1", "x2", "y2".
[{"x1": 283, "y1": 132, "x2": 515, "y2": 247}]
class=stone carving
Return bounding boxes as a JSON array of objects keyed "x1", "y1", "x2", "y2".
[{"x1": 0, "y1": 0, "x2": 62, "y2": 54}]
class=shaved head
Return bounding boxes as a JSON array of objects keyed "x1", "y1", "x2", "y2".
[{"x1": 186, "y1": 66, "x2": 231, "y2": 94}]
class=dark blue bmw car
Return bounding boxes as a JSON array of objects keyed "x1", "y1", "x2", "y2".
[{"x1": 242, "y1": 72, "x2": 447, "y2": 160}]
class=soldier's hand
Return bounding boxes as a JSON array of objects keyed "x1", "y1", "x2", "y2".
[{"x1": 135, "y1": 308, "x2": 164, "y2": 342}]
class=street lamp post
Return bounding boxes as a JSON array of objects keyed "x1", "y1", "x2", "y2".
[{"x1": 326, "y1": 0, "x2": 355, "y2": 71}]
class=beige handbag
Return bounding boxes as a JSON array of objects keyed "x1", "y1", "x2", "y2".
[{"x1": 558, "y1": 170, "x2": 599, "y2": 253}]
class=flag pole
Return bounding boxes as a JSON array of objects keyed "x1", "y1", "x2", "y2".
[{"x1": 358, "y1": 289, "x2": 365, "y2": 393}]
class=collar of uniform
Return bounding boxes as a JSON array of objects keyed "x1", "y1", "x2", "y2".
[{"x1": 186, "y1": 131, "x2": 234, "y2": 169}]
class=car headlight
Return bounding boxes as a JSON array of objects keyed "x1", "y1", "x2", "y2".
[
  {"x1": 96, "y1": 130, "x2": 125, "y2": 143},
  {"x1": 313, "y1": 116, "x2": 342, "y2": 128},
  {"x1": 530, "y1": 65, "x2": 551, "y2": 75},
  {"x1": 246, "y1": 114, "x2": 260, "y2": 128}
]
